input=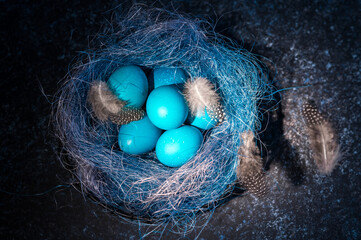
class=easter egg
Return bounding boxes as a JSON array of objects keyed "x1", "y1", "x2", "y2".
[
  {"x1": 153, "y1": 68, "x2": 187, "y2": 88},
  {"x1": 107, "y1": 65, "x2": 148, "y2": 108},
  {"x1": 146, "y1": 85, "x2": 188, "y2": 130},
  {"x1": 118, "y1": 115, "x2": 162, "y2": 154},
  {"x1": 189, "y1": 107, "x2": 218, "y2": 130},
  {"x1": 156, "y1": 126, "x2": 203, "y2": 167}
]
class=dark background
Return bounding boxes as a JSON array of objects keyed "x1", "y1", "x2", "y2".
[{"x1": 1, "y1": 0, "x2": 361, "y2": 239}]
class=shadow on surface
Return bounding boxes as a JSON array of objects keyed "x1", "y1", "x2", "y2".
[{"x1": 259, "y1": 92, "x2": 305, "y2": 186}]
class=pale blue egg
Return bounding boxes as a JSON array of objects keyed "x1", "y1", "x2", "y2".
[
  {"x1": 118, "y1": 115, "x2": 162, "y2": 154},
  {"x1": 189, "y1": 107, "x2": 218, "y2": 130},
  {"x1": 153, "y1": 68, "x2": 188, "y2": 88},
  {"x1": 107, "y1": 65, "x2": 148, "y2": 108},
  {"x1": 146, "y1": 85, "x2": 188, "y2": 130},
  {"x1": 156, "y1": 126, "x2": 203, "y2": 167}
]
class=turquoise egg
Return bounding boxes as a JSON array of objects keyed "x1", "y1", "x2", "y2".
[
  {"x1": 146, "y1": 85, "x2": 188, "y2": 130},
  {"x1": 189, "y1": 107, "x2": 218, "y2": 130},
  {"x1": 107, "y1": 65, "x2": 148, "y2": 108},
  {"x1": 118, "y1": 115, "x2": 162, "y2": 154},
  {"x1": 153, "y1": 68, "x2": 187, "y2": 88},
  {"x1": 156, "y1": 126, "x2": 203, "y2": 167}
]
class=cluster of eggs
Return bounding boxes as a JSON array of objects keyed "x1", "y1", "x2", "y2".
[{"x1": 107, "y1": 65, "x2": 219, "y2": 167}]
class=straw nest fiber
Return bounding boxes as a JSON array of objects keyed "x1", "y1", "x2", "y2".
[{"x1": 55, "y1": 6, "x2": 272, "y2": 231}]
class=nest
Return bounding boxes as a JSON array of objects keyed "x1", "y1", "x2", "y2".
[{"x1": 55, "y1": 6, "x2": 272, "y2": 232}]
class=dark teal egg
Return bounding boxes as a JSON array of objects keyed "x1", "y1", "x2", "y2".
[
  {"x1": 153, "y1": 68, "x2": 187, "y2": 88},
  {"x1": 156, "y1": 126, "x2": 203, "y2": 167},
  {"x1": 146, "y1": 85, "x2": 188, "y2": 130},
  {"x1": 118, "y1": 115, "x2": 162, "y2": 154},
  {"x1": 189, "y1": 107, "x2": 218, "y2": 130},
  {"x1": 107, "y1": 65, "x2": 148, "y2": 108}
]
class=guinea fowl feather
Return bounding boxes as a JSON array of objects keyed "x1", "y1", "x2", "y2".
[
  {"x1": 302, "y1": 102, "x2": 341, "y2": 175},
  {"x1": 183, "y1": 77, "x2": 226, "y2": 123},
  {"x1": 87, "y1": 81, "x2": 144, "y2": 125},
  {"x1": 183, "y1": 77, "x2": 221, "y2": 116},
  {"x1": 88, "y1": 81, "x2": 126, "y2": 121},
  {"x1": 236, "y1": 131, "x2": 268, "y2": 197}
]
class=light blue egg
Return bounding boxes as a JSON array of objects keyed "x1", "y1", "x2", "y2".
[
  {"x1": 107, "y1": 65, "x2": 148, "y2": 108},
  {"x1": 153, "y1": 68, "x2": 187, "y2": 88},
  {"x1": 146, "y1": 85, "x2": 188, "y2": 130},
  {"x1": 118, "y1": 115, "x2": 162, "y2": 154},
  {"x1": 156, "y1": 126, "x2": 203, "y2": 167},
  {"x1": 189, "y1": 107, "x2": 218, "y2": 130}
]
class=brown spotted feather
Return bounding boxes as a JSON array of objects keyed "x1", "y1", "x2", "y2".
[{"x1": 302, "y1": 102, "x2": 341, "y2": 175}]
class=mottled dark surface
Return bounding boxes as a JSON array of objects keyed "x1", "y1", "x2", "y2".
[{"x1": 1, "y1": 0, "x2": 360, "y2": 239}]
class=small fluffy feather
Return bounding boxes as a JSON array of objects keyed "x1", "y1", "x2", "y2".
[
  {"x1": 88, "y1": 81, "x2": 144, "y2": 125},
  {"x1": 236, "y1": 131, "x2": 268, "y2": 197},
  {"x1": 183, "y1": 77, "x2": 221, "y2": 117},
  {"x1": 88, "y1": 81, "x2": 126, "y2": 121},
  {"x1": 302, "y1": 102, "x2": 341, "y2": 175}
]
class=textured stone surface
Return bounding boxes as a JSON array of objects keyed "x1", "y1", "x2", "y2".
[{"x1": 1, "y1": 0, "x2": 360, "y2": 239}]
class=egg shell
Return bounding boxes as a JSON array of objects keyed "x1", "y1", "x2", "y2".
[
  {"x1": 118, "y1": 115, "x2": 162, "y2": 154},
  {"x1": 153, "y1": 68, "x2": 188, "y2": 88},
  {"x1": 107, "y1": 65, "x2": 148, "y2": 108},
  {"x1": 146, "y1": 85, "x2": 188, "y2": 130},
  {"x1": 156, "y1": 126, "x2": 203, "y2": 167},
  {"x1": 189, "y1": 107, "x2": 218, "y2": 130}
]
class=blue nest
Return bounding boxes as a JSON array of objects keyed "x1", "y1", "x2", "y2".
[{"x1": 55, "y1": 7, "x2": 272, "y2": 232}]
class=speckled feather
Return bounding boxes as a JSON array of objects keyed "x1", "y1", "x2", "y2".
[
  {"x1": 236, "y1": 131, "x2": 268, "y2": 197},
  {"x1": 88, "y1": 81, "x2": 144, "y2": 125},
  {"x1": 210, "y1": 103, "x2": 226, "y2": 124},
  {"x1": 109, "y1": 107, "x2": 145, "y2": 125},
  {"x1": 183, "y1": 77, "x2": 225, "y2": 122},
  {"x1": 302, "y1": 102, "x2": 341, "y2": 175}
]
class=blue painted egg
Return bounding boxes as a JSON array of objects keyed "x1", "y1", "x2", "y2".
[
  {"x1": 156, "y1": 126, "x2": 203, "y2": 167},
  {"x1": 107, "y1": 65, "x2": 148, "y2": 108},
  {"x1": 146, "y1": 85, "x2": 188, "y2": 130},
  {"x1": 118, "y1": 115, "x2": 162, "y2": 154},
  {"x1": 189, "y1": 107, "x2": 218, "y2": 130},
  {"x1": 153, "y1": 68, "x2": 188, "y2": 88}
]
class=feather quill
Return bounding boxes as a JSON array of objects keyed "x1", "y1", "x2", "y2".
[
  {"x1": 302, "y1": 102, "x2": 341, "y2": 175},
  {"x1": 183, "y1": 77, "x2": 224, "y2": 122},
  {"x1": 88, "y1": 81, "x2": 144, "y2": 125},
  {"x1": 236, "y1": 131, "x2": 268, "y2": 197}
]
